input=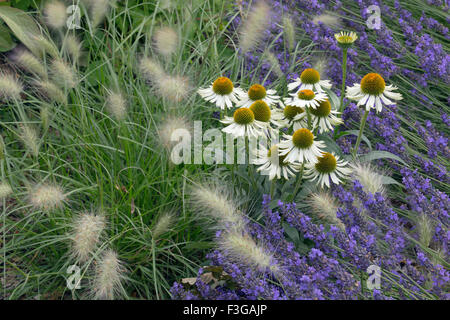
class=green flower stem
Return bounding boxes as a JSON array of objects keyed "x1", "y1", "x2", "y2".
[
  {"x1": 290, "y1": 162, "x2": 305, "y2": 202},
  {"x1": 306, "y1": 107, "x2": 312, "y2": 130},
  {"x1": 270, "y1": 179, "x2": 276, "y2": 198},
  {"x1": 339, "y1": 48, "x2": 348, "y2": 114},
  {"x1": 352, "y1": 109, "x2": 369, "y2": 159}
]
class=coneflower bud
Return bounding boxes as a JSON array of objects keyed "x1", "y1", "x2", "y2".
[
  {"x1": 282, "y1": 16, "x2": 295, "y2": 50},
  {"x1": 351, "y1": 163, "x2": 385, "y2": 195},
  {"x1": 43, "y1": 0, "x2": 68, "y2": 30},
  {"x1": 93, "y1": 249, "x2": 126, "y2": 300},
  {"x1": 51, "y1": 59, "x2": 78, "y2": 89},
  {"x1": 29, "y1": 184, "x2": 65, "y2": 211},
  {"x1": 153, "y1": 26, "x2": 178, "y2": 58},
  {"x1": 71, "y1": 212, "x2": 106, "y2": 262},
  {"x1": 158, "y1": 116, "x2": 191, "y2": 151},
  {"x1": 308, "y1": 192, "x2": 344, "y2": 229},
  {"x1": 220, "y1": 231, "x2": 279, "y2": 274},
  {"x1": 9, "y1": 49, "x2": 47, "y2": 78},
  {"x1": 63, "y1": 35, "x2": 83, "y2": 63},
  {"x1": 0, "y1": 73, "x2": 22, "y2": 101},
  {"x1": 35, "y1": 80, "x2": 67, "y2": 104},
  {"x1": 152, "y1": 212, "x2": 175, "y2": 240},
  {"x1": 90, "y1": 0, "x2": 109, "y2": 28},
  {"x1": 106, "y1": 91, "x2": 127, "y2": 121},
  {"x1": 417, "y1": 214, "x2": 434, "y2": 248},
  {"x1": 312, "y1": 12, "x2": 342, "y2": 29},
  {"x1": 157, "y1": 75, "x2": 189, "y2": 102},
  {"x1": 0, "y1": 182, "x2": 12, "y2": 199},
  {"x1": 239, "y1": 1, "x2": 271, "y2": 53},
  {"x1": 139, "y1": 57, "x2": 164, "y2": 82},
  {"x1": 189, "y1": 182, "x2": 245, "y2": 231},
  {"x1": 19, "y1": 125, "x2": 40, "y2": 157}
]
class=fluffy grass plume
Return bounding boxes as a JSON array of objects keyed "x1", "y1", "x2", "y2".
[
  {"x1": 43, "y1": 0, "x2": 67, "y2": 30},
  {"x1": 153, "y1": 26, "x2": 179, "y2": 58},
  {"x1": 189, "y1": 181, "x2": 246, "y2": 232},
  {"x1": 282, "y1": 15, "x2": 295, "y2": 50},
  {"x1": 71, "y1": 212, "x2": 106, "y2": 262},
  {"x1": 312, "y1": 12, "x2": 342, "y2": 29},
  {"x1": 19, "y1": 125, "x2": 40, "y2": 157},
  {"x1": 63, "y1": 35, "x2": 83, "y2": 63},
  {"x1": 138, "y1": 56, "x2": 165, "y2": 81},
  {"x1": 238, "y1": 1, "x2": 271, "y2": 53},
  {"x1": 0, "y1": 182, "x2": 12, "y2": 199},
  {"x1": 158, "y1": 115, "x2": 191, "y2": 151},
  {"x1": 351, "y1": 163, "x2": 385, "y2": 195},
  {"x1": 89, "y1": 0, "x2": 110, "y2": 28},
  {"x1": 51, "y1": 59, "x2": 78, "y2": 89},
  {"x1": 156, "y1": 74, "x2": 189, "y2": 102},
  {"x1": 35, "y1": 80, "x2": 67, "y2": 104},
  {"x1": 417, "y1": 214, "x2": 435, "y2": 248},
  {"x1": 219, "y1": 231, "x2": 279, "y2": 273},
  {"x1": 106, "y1": 91, "x2": 127, "y2": 121},
  {"x1": 29, "y1": 183, "x2": 65, "y2": 211},
  {"x1": 308, "y1": 191, "x2": 344, "y2": 229},
  {"x1": 152, "y1": 211, "x2": 176, "y2": 240},
  {"x1": 0, "y1": 73, "x2": 22, "y2": 101},
  {"x1": 10, "y1": 48, "x2": 47, "y2": 78},
  {"x1": 92, "y1": 249, "x2": 126, "y2": 300}
]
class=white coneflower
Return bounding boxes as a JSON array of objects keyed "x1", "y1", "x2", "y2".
[
  {"x1": 238, "y1": 1, "x2": 271, "y2": 53},
  {"x1": 247, "y1": 100, "x2": 284, "y2": 137},
  {"x1": 198, "y1": 76, "x2": 245, "y2": 110},
  {"x1": 285, "y1": 89, "x2": 328, "y2": 110},
  {"x1": 309, "y1": 99, "x2": 343, "y2": 133},
  {"x1": 346, "y1": 73, "x2": 402, "y2": 112},
  {"x1": 152, "y1": 212, "x2": 175, "y2": 239},
  {"x1": 220, "y1": 231, "x2": 279, "y2": 273},
  {"x1": 0, "y1": 182, "x2": 12, "y2": 199},
  {"x1": 304, "y1": 152, "x2": 351, "y2": 188},
  {"x1": 43, "y1": 0, "x2": 67, "y2": 30},
  {"x1": 272, "y1": 101, "x2": 306, "y2": 130},
  {"x1": 287, "y1": 68, "x2": 332, "y2": 93},
  {"x1": 253, "y1": 144, "x2": 301, "y2": 180},
  {"x1": 157, "y1": 74, "x2": 189, "y2": 102},
  {"x1": 106, "y1": 91, "x2": 127, "y2": 121},
  {"x1": 92, "y1": 249, "x2": 126, "y2": 300},
  {"x1": 417, "y1": 214, "x2": 434, "y2": 248},
  {"x1": 29, "y1": 184, "x2": 65, "y2": 210},
  {"x1": 89, "y1": 0, "x2": 109, "y2": 28},
  {"x1": 35, "y1": 80, "x2": 67, "y2": 104},
  {"x1": 350, "y1": 162, "x2": 385, "y2": 195},
  {"x1": 71, "y1": 212, "x2": 106, "y2": 262},
  {"x1": 238, "y1": 84, "x2": 280, "y2": 108},
  {"x1": 19, "y1": 125, "x2": 40, "y2": 157},
  {"x1": 282, "y1": 15, "x2": 295, "y2": 50},
  {"x1": 334, "y1": 31, "x2": 358, "y2": 48},
  {"x1": 190, "y1": 181, "x2": 245, "y2": 231},
  {"x1": 221, "y1": 107, "x2": 265, "y2": 138},
  {"x1": 0, "y1": 73, "x2": 22, "y2": 101},
  {"x1": 308, "y1": 192, "x2": 344, "y2": 229},
  {"x1": 63, "y1": 35, "x2": 83, "y2": 63},
  {"x1": 51, "y1": 59, "x2": 78, "y2": 89},
  {"x1": 153, "y1": 26, "x2": 178, "y2": 58},
  {"x1": 9, "y1": 49, "x2": 47, "y2": 78},
  {"x1": 158, "y1": 116, "x2": 191, "y2": 151},
  {"x1": 138, "y1": 57, "x2": 165, "y2": 81},
  {"x1": 312, "y1": 12, "x2": 342, "y2": 29},
  {"x1": 278, "y1": 128, "x2": 325, "y2": 164}
]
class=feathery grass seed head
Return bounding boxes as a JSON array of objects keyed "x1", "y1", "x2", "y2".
[
  {"x1": 51, "y1": 59, "x2": 78, "y2": 88},
  {"x1": 43, "y1": 0, "x2": 67, "y2": 29},
  {"x1": 71, "y1": 212, "x2": 106, "y2": 262},
  {"x1": 152, "y1": 212, "x2": 176, "y2": 239},
  {"x1": 351, "y1": 163, "x2": 385, "y2": 195},
  {"x1": 153, "y1": 26, "x2": 178, "y2": 58},
  {"x1": 19, "y1": 125, "x2": 40, "y2": 157},
  {"x1": 239, "y1": 1, "x2": 271, "y2": 53},
  {"x1": 35, "y1": 80, "x2": 67, "y2": 104},
  {"x1": 0, "y1": 73, "x2": 22, "y2": 101},
  {"x1": 0, "y1": 182, "x2": 12, "y2": 199},
  {"x1": 29, "y1": 184, "x2": 65, "y2": 211},
  {"x1": 106, "y1": 91, "x2": 127, "y2": 121},
  {"x1": 93, "y1": 249, "x2": 126, "y2": 300},
  {"x1": 10, "y1": 49, "x2": 47, "y2": 78}
]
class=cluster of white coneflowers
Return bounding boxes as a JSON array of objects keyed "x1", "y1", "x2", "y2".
[{"x1": 197, "y1": 30, "x2": 402, "y2": 198}]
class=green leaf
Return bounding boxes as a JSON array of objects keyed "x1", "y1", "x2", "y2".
[
  {"x1": 0, "y1": 23, "x2": 15, "y2": 52},
  {"x1": 324, "y1": 88, "x2": 340, "y2": 111},
  {"x1": 358, "y1": 150, "x2": 408, "y2": 167},
  {"x1": 379, "y1": 175, "x2": 403, "y2": 187},
  {"x1": 339, "y1": 130, "x2": 372, "y2": 151},
  {"x1": 282, "y1": 221, "x2": 300, "y2": 244},
  {"x1": 0, "y1": 6, "x2": 42, "y2": 57},
  {"x1": 317, "y1": 133, "x2": 344, "y2": 157}
]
